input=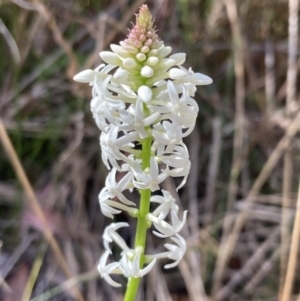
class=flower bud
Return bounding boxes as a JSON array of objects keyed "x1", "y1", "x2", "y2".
[
  {"x1": 141, "y1": 66, "x2": 154, "y2": 78},
  {"x1": 73, "y1": 69, "x2": 95, "y2": 83},
  {"x1": 138, "y1": 85, "x2": 152, "y2": 103},
  {"x1": 169, "y1": 53, "x2": 186, "y2": 65},
  {"x1": 147, "y1": 56, "x2": 159, "y2": 66},
  {"x1": 100, "y1": 51, "x2": 122, "y2": 65},
  {"x1": 157, "y1": 46, "x2": 172, "y2": 58},
  {"x1": 123, "y1": 58, "x2": 137, "y2": 68},
  {"x1": 169, "y1": 68, "x2": 187, "y2": 79},
  {"x1": 136, "y1": 53, "x2": 147, "y2": 61}
]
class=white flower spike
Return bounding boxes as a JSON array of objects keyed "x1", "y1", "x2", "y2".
[{"x1": 74, "y1": 4, "x2": 212, "y2": 292}]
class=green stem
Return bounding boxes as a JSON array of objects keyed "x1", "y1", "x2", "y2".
[{"x1": 124, "y1": 135, "x2": 152, "y2": 301}]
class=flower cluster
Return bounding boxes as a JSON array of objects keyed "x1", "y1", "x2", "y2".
[{"x1": 74, "y1": 5, "x2": 212, "y2": 288}]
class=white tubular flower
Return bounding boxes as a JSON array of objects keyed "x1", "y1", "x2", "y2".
[
  {"x1": 150, "y1": 190, "x2": 178, "y2": 220},
  {"x1": 74, "y1": 4, "x2": 212, "y2": 288},
  {"x1": 144, "y1": 234, "x2": 186, "y2": 269},
  {"x1": 103, "y1": 222, "x2": 130, "y2": 253},
  {"x1": 164, "y1": 234, "x2": 186, "y2": 269},
  {"x1": 119, "y1": 247, "x2": 156, "y2": 278},
  {"x1": 173, "y1": 66, "x2": 213, "y2": 86},
  {"x1": 152, "y1": 120, "x2": 183, "y2": 153},
  {"x1": 132, "y1": 157, "x2": 169, "y2": 191},
  {"x1": 99, "y1": 192, "x2": 138, "y2": 219},
  {"x1": 100, "y1": 125, "x2": 138, "y2": 170},
  {"x1": 160, "y1": 144, "x2": 191, "y2": 191},
  {"x1": 100, "y1": 126, "x2": 127, "y2": 170},
  {"x1": 99, "y1": 193, "x2": 121, "y2": 219},
  {"x1": 147, "y1": 210, "x2": 188, "y2": 238},
  {"x1": 166, "y1": 81, "x2": 199, "y2": 128},
  {"x1": 101, "y1": 167, "x2": 135, "y2": 206},
  {"x1": 98, "y1": 250, "x2": 121, "y2": 287},
  {"x1": 91, "y1": 75, "x2": 125, "y2": 126},
  {"x1": 119, "y1": 98, "x2": 160, "y2": 139}
]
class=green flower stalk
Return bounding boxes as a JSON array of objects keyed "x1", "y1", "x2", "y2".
[{"x1": 74, "y1": 4, "x2": 212, "y2": 300}]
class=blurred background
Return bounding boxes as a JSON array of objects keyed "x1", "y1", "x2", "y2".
[{"x1": 0, "y1": 0, "x2": 300, "y2": 300}]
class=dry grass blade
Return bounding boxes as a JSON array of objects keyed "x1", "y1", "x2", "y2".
[
  {"x1": 281, "y1": 179, "x2": 300, "y2": 301},
  {"x1": 204, "y1": 117, "x2": 222, "y2": 226},
  {"x1": 280, "y1": 0, "x2": 299, "y2": 295},
  {"x1": 0, "y1": 120, "x2": 84, "y2": 301},
  {"x1": 282, "y1": 188, "x2": 300, "y2": 301},
  {"x1": 187, "y1": 128, "x2": 200, "y2": 239},
  {"x1": 0, "y1": 18, "x2": 21, "y2": 64},
  {"x1": 20, "y1": 244, "x2": 47, "y2": 301},
  {"x1": 281, "y1": 150, "x2": 293, "y2": 291}
]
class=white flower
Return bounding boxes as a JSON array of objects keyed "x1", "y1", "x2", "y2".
[
  {"x1": 100, "y1": 126, "x2": 127, "y2": 170},
  {"x1": 152, "y1": 120, "x2": 183, "y2": 153},
  {"x1": 100, "y1": 167, "x2": 135, "y2": 205},
  {"x1": 99, "y1": 193, "x2": 138, "y2": 219},
  {"x1": 102, "y1": 222, "x2": 130, "y2": 253},
  {"x1": 119, "y1": 98, "x2": 160, "y2": 139},
  {"x1": 166, "y1": 81, "x2": 199, "y2": 132},
  {"x1": 119, "y1": 247, "x2": 156, "y2": 278},
  {"x1": 99, "y1": 194, "x2": 122, "y2": 219},
  {"x1": 172, "y1": 66, "x2": 213, "y2": 85},
  {"x1": 100, "y1": 125, "x2": 138, "y2": 170},
  {"x1": 144, "y1": 234, "x2": 186, "y2": 269},
  {"x1": 150, "y1": 190, "x2": 178, "y2": 220},
  {"x1": 132, "y1": 157, "x2": 169, "y2": 191},
  {"x1": 164, "y1": 234, "x2": 186, "y2": 269},
  {"x1": 160, "y1": 144, "x2": 191, "y2": 191},
  {"x1": 148, "y1": 82, "x2": 200, "y2": 137},
  {"x1": 91, "y1": 75, "x2": 125, "y2": 129},
  {"x1": 98, "y1": 250, "x2": 121, "y2": 287},
  {"x1": 147, "y1": 210, "x2": 188, "y2": 238}
]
